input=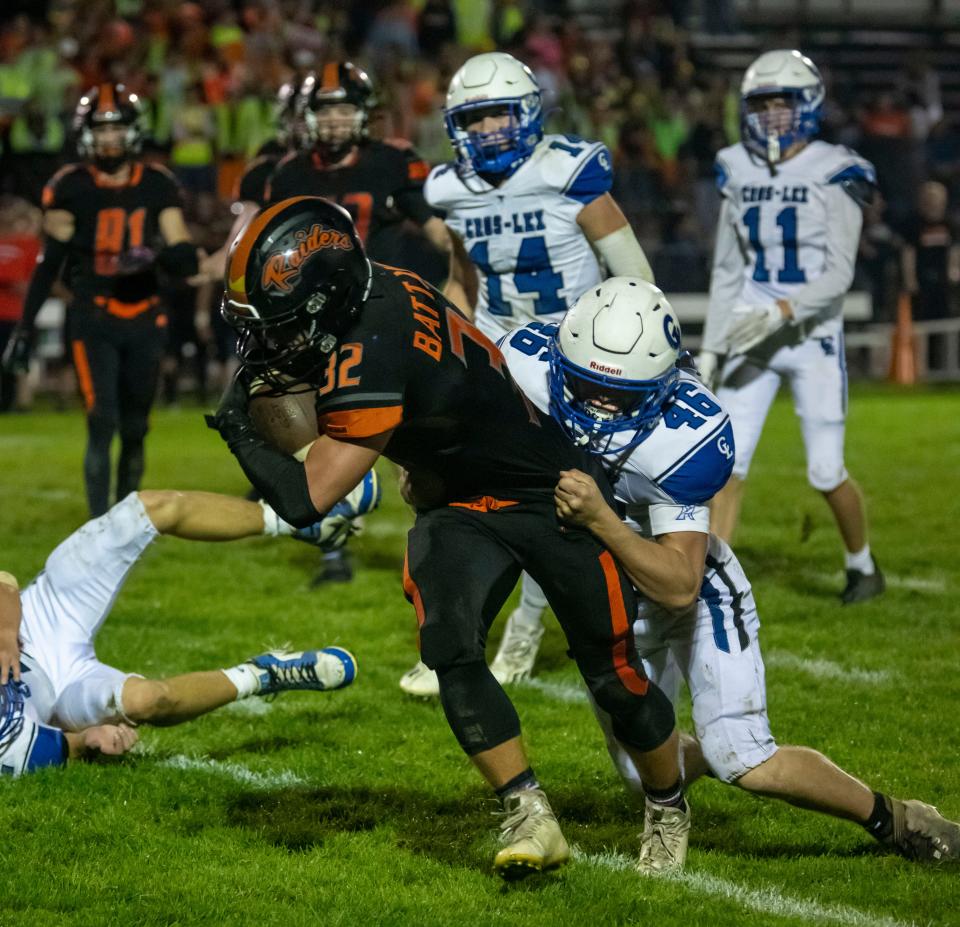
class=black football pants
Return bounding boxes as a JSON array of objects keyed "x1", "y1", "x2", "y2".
[
  {"x1": 69, "y1": 304, "x2": 165, "y2": 516},
  {"x1": 403, "y1": 495, "x2": 676, "y2": 756}
]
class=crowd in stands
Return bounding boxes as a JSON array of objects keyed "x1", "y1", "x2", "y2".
[{"x1": 0, "y1": 0, "x2": 957, "y2": 402}]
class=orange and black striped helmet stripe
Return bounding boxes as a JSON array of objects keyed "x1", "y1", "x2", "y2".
[
  {"x1": 320, "y1": 61, "x2": 341, "y2": 92},
  {"x1": 226, "y1": 195, "x2": 315, "y2": 304},
  {"x1": 97, "y1": 83, "x2": 117, "y2": 113}
]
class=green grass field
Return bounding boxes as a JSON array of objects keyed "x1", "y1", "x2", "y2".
[{"x1": 1, "y1": 383, "x2": 958, "y2": 926}]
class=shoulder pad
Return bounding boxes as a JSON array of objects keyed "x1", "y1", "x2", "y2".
[
  {"x1": 827, "y1": 161, "x2": 877, "y2": 207},
  {"x1": 147, "y1": 161, "x2": 177, "y2": 181},
  {"x1": 561, "y1": 142, "x2": 613, "y2": 205},
  {"x1": 383, "y1": 136, "x2": 413, "y2": 152},
  {"x1": 424, "y1": 162, "x2": 463, "y2": 209},
  {"x1": 655, "y1": 417, "x2": 736, "y2": 505},
  {"x1": 41, "y1": 163, "x2": 87, "y2": 208}
]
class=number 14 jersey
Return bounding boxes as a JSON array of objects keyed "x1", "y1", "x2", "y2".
[{"x1": 425, "y1": 135, "x2": 613, "y2": 342}]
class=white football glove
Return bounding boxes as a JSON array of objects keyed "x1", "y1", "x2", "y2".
[
  {"x1": 725, "y1": 302, "x2": 785, "y2": 356},
  {"x1": 695, "y1": 351, "x2": 719, "y2": 391},
  {"x1": 294, "y1": 469, "x2": 382, "y2": 552}
]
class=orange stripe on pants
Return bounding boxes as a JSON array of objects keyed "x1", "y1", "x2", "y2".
[
  {"x1": 598, "y1": 549, "x2": 649, "y2": 696},
  {"x1": 402, "y1": 548, "x2": 426, "y2": 632},
  {"x1": 71, "y1": 339, "x2": 95, "y2": 411}
]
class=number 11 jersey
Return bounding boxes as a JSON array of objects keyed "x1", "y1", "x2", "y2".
[{"x1": 424, "y1": 135, "x2": 614, "y2": 342}]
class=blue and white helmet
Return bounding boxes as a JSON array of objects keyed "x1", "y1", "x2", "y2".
[
  {"x1": 548, "y1": 277, "x2": 681, "y2": 455},
  {"x1": 444, "y1": 52, "x2": 543, "y2": 178},
  {"x1": 741, "y1": 49, "x2": 824, "y2": 164},
  {"x1": 0, "y1": 679, "x2": 68, "y2": 778}
]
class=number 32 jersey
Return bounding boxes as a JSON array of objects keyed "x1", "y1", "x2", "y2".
[
  {"x1": 424, "y1": 135, "x2": 613, "y2": 343},
  {"x1": 502, "y1": 322, "x2": 736, "y2": 537}
]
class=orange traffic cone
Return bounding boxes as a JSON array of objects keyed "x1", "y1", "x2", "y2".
[{"x1": 888, "y1": 291, "x2": 917, "y2": 385}]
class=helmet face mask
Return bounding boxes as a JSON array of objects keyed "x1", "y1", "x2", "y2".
[
  {"x1": 301, "y1": 63, "x2": 375, "y2": 162},
  {"x1": 445, "y1": 52, "x2": 543, "y2": 179},
  {"x1": 75, "y1": 83, "x2": 144, "y2": 172},
  {"x1": 547, "y1": 278, "x2": 682, "y2": 455},
  {"x1": 223, "y1": 198, "x2": 372, "y2": 391},
  {"x1": 740, "y1": 50, "x2": 824, "y2": 164}
]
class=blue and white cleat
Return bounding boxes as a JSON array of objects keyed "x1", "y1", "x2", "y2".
[
  {"x1": 295, "y1": 469, "x2": 382, "y2": 552},
  {"x1": 248, "y1": 648, "x2": 357, "y2": 695}
]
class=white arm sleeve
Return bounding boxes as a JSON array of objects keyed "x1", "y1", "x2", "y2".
[
  {"x1": 593, "y1": 224, "x2": 655, "y2": 283},
  {"x1": 786, "y1": 185, "x2": 863, "y2": 323},
  {"x1": 702, "y1": 198, "x2": 746, "y2": 353}
]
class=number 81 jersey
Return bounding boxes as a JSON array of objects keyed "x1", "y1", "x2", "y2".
[{"x1": 425, "y1": 135, "x2": 613, "y2": 343}]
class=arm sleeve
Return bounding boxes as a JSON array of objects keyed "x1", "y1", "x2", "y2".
[
  {"x1": 786, "y1": 185, "x2": 863, "y2": 323},
  {"x1": 20, "y1": 235, "x2": 70, "y2": 331},
  {"x1": 702, "y1": 197, "x2": 746, "y2": 353}
]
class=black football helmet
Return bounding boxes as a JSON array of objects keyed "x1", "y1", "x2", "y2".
[
  {"x1": 222, "y1": 196, "x2": 372, "y2": 390},
  {"x1": 74, "y1": 83, "x2": 144, "y2": 172},
  {"x1": 300, "y1": 62, "x2": 376, "y2": 161}
]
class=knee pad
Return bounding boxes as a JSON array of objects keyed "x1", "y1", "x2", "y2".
[
  {"x1": 86, "y1": 411, "x2": 116, "y2": 444},
  {"x1": 807, "y1": 460, "x2": 848, "y2": 492},
  {"x1": 588, "y1": 672, "x2": 675, "y2": 753},
  {"x1": 119, "y1": 414, "x2": 149, "y2": 444},
  {"x1": 436, "y1": 661, "x2": 520, "y2": 756},
  {"x1": 697, "y1": 713, "x2": 778, "y2": 783},
  {"x1": 419, "y1": 618, "x2": 486, "y2": 671}
]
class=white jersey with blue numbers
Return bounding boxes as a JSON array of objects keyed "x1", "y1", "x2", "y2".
[
  {"x1": 501, "y1": 322, "x2": 735, "y2": 537},
  {"x1": 503, "y1": 322, "x2": 758, "y2": 655},
  {"x1": 704, "y1": 140, "x2": 875, "y2": 351},
  {"x1": 425, "y1": 134, "x2": 612, "y2": 342}
]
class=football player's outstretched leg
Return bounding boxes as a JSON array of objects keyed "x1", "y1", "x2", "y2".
[{"x1": 0, "y1": 487, "x2": 373, "y2": 777}]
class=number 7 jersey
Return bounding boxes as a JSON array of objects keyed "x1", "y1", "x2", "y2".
[{"x1": 424, "y1": 135, "x2": 613, "y2": 342}]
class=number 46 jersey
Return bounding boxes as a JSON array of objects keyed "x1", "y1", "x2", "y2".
[
  {"x1": 425, "y1": 135, "x2": 613, "y2": 343},
  {"x1": 502, "y1": 322, "x2": 736, "y2": 536}
]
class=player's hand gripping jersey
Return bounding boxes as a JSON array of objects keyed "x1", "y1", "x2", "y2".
[
  {"x1": 313, "y1": 267, "x2": 599, "y2": 505},
  {"x1": 707, "y1": 140, "x2": 875, "y2": 349},
  {"x1": 42, "y1": 162, "x2": 183, "y2": 308},
  {"x1": 425, "y1": 135, "x2": 613, "y2": 342}
]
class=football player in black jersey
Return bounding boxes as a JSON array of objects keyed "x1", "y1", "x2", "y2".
[
  {"x1": 264, "y1": 62, "x2": 452, "y2": 268},
  {"x1": 209, "y1": 197, "x2": 689, "y2": 879},
  {"x1": 1, "y1": 84, "x2": 199, "y2": 516}
]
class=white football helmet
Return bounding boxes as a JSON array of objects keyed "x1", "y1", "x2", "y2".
[
  {"x1": 0, "y1": 680, "x2": 67, "y2": 778},
  {"x1": 548, "y1": 277, "x2": 681, "y2": 453},
  {"x1": 444, "y1": 52, "x2": 543, "y2": 177},
  {"x1": 740, "y1": 49, "x2": 824, "y2": 164}
]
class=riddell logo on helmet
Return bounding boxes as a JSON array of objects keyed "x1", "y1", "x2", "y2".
[
  {"x1": 261, "y1": 225, "x2": 354, "y2": 293},
  {"x1": 589, "y1": 360, "x2": 622, "y2": 376}
]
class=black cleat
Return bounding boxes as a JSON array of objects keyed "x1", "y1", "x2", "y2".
[
  {"x1": 841, "y1": 557, "x2": 885, "y2": 605},
  {"x1": 311, "y1": 549, "x2": 353, "y2": 586},
  {"x1": 881, "y1": 796, "x2": 960, "y2": 863}
]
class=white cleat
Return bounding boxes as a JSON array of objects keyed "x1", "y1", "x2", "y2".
[
  {"x1": 490, "y1": 610, "x2": 545, "y2": 685},
  {"x1": 636, "y1": 800, "x2": 690, "y2": 875},
  {"x1": 399, "y1": 660, "x2": 440, "y2": 698},
  {"x1": 494, "y1": 788, "x2": 570, "y2": 881}
]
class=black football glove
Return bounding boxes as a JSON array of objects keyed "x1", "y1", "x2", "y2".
[
  {"x1": 205, "y1": 373, "x2": 256, "y2": 450},
  {"x1": 1, "y1": 325, "x2": 35, "y2": 375}
]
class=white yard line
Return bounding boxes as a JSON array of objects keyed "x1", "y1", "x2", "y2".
[
  {"x1": 158, "y1": 754, "x2": 308, "y2": 790},
  {"x1": 574, "y1": 848, "x2": 916, "y2": 927},
  {"x1": 765, "y1": 650, "x2": 893, "y2": 686},
  {"x1": 514, "y1": 677, "x2": 589, "y2": 703}
]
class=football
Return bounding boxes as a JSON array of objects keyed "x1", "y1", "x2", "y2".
[{"x1": 248, "y1": 380, "x2": 319, "y2": 460}]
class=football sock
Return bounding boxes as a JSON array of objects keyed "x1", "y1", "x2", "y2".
[
  {"x1": 496, "y1": 767, "x2": 539, "y2": 803},
  {"x1": 863, "y1": 791, "x2": 894, "y2": 840},
  {"x1": 644, "y1": 778, "x2": 687, "y2": 812},
  {"x1": 515, "y1": 575, "x2": 548, "y2": 631},
  {"x1": 222, "y1": 664, "x2": 261, "y2": 699},
  {"x1": 259, "y1": 501, "x2": 295, "y2": 537},
  {"x1": 844, "y1": 544, "x2": 874, "y2": 574}
]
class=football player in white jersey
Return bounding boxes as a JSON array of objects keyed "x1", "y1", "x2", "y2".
[
  {"x1": 399, "y1": 51, "x2": 656, "y2": 697},
  {"x1": 503, "y1": 277, "x2": 959, "y2": 865},
  {"x1": 699, "y1": 49, "x2": 884, "y2": 605},
  {"x1": 0, "y1": 479, "x2": 379, "y2": 777}
]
